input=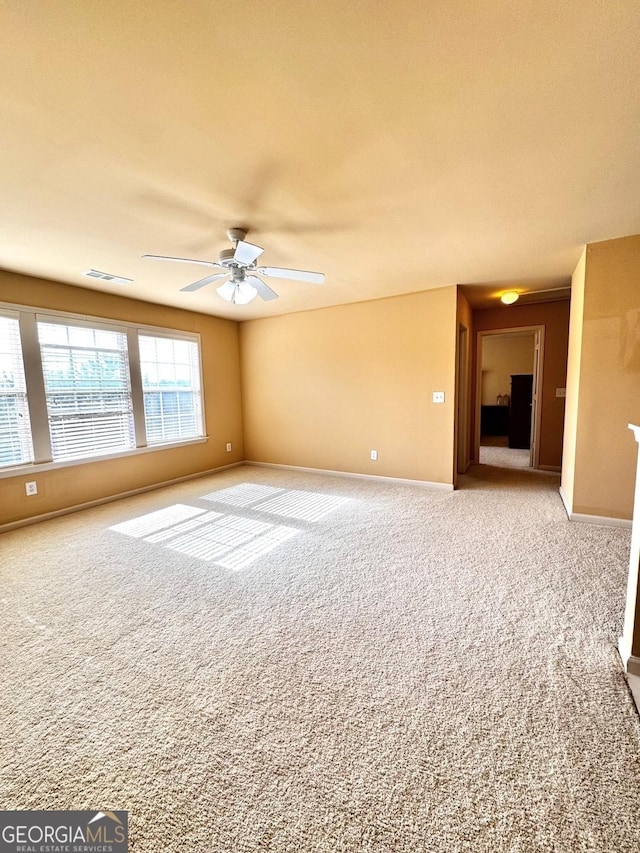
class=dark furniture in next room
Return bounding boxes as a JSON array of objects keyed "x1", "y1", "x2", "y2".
[
  {"x1": 509, "y1": 374, "x2": 533, "y2": 449},
  {"x1": 480, "y1": 405, "x2": 509, "y2": 437}
]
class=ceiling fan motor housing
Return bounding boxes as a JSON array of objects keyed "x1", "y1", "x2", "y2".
[{"x1": 218, "y1": 248, "x2": 238, "y2": 267}]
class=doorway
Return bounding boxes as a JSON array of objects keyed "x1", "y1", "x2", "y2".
[{"x1": 475, "y1": 326, "x2": 544, "y2": 469}]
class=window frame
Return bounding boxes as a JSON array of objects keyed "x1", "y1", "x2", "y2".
[
  {"x1": 0, "y1": 309, "x2": 35, "y2": 468},
  {"x1": 37, "y1": 315, "x2": 137, "y2": 463},
  {"x1": 138, "y1": 330, "x2": 204, "y2": 447},
  {"x1": 0, "y1": 302, "x2": 207, "y2": 479}
]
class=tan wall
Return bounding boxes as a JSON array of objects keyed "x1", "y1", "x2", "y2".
[
  {"x1": 241, "y1": 287, "x2": 458, "y2": 485},
  {"x1": 560, "y1": 248, "x2": 586, "y2": 509},
  {"x1": 568, "y1": 235, "x2": 640, "y2": 519},
  {"x1": 481, "y1": 334, "x2": 535, "y2": 405},
  {"x1": 0, "y1": 270, "x2": 243, "y2": 525},
  {"x1": 473, "y1": 300, "x2": 570, "y2": 469}
]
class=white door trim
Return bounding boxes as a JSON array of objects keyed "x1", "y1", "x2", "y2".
[{"x1": 455, "y1": 322, "x2": 471, "y2": 480}]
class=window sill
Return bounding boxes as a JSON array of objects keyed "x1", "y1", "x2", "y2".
[{"x1": 0, "y1": 436, "x2": 209, "y2": 480}]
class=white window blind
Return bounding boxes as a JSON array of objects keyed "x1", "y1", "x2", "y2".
[
  {"x1": 139, "y1": 334, "x2": 203, "y2": 445},
  {"x1": 0, "y1": 314, "x2": 34, "y2": 468},
  {"x1": 37, "y1": 320, "x2": 135, "y2": 461}
]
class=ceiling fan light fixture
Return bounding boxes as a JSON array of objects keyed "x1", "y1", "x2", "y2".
[
  {"x1": 501, "y1": 290, "x2": 519, "y2": 305},
  {"x1": 216, "y1": 279, "x2": 258, "y2": 305},
  {"x1": 233, "y1": 281, "x2": 259, "y2": 305},
  {"x1": 216, "y1": 280, "x2": 236, "y2": 302}
]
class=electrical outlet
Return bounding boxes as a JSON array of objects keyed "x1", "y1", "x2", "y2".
[
  {"x1": 25, "y1": 481, "x2": 38, "y2": 496},
  {"x1": 556, "y1": 388, "x2": 566, "y2": 398},
  {"x1": 370, "y1": 450, "x2": 378, "y2": 461},
  {"x1": 432, "y1": 391, "x2": 445, "y2": 403},
  {"x1": 226, "y1": 442, "x2": 232, "y2": 452}
]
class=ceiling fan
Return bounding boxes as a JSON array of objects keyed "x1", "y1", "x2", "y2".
[{"x1": 143, "y1": 227, "x2": 325, "y2": 305}]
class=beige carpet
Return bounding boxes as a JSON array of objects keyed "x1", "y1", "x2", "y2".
[
  {"x1": 479, "y1": 445, "x2": 531, "y2": 468},
  {"x1": 1, "y1": 464, "x2": 639, "y2": 852},
  {"x1": 479, "y1": 439, "x2": 531, "y2": 469}
]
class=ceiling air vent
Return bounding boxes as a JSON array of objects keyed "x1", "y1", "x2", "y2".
[{"x1": 83, "y1": 269, "x2": 132, "y2": 285}]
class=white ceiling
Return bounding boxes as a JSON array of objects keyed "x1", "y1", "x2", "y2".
[{"x1": 2, "y1": 1, "x2": 640, "y2": 319}]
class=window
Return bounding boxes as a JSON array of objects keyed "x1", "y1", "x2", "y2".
[
  {"x1": 38, "y1": 320, "x2": 135, "y2": 461},
  {"x1": 0, "y1": 314, "x2": 34, "y2": 468},
  {"x1": 139, "y1": 334, "x2": 203, "y2": 444},
  {"x1": 0, "y1": 305, "x2": 205, "y2": 475}
]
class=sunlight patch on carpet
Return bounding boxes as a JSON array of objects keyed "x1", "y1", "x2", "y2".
[
  {"x1": 165, "y1": 514, "x2": 298, "y2": 567},
  {"x1": 202, "y1": 483, "x2": 350, "y2": 521},
  {"x1": 144, "y1": 511, "x2": 224, "y2": 543},
  {"x1": 200, "y1": 483, "x2": 284, "y2": 507},
  {"x1": 109, "y1": 485, "x2": 351, "y2": 568},
  {"x1": 109, "y1": 504, "x2": 206, "y2": 537},
  {"x1": 252, "y1": 489, "x2": 351, "y2": 521},
  {"x1": 109, "y1": 505, "x2": 298, "y2": 569},
  {"x1": 200, "y1": 483, "x2": 352, "y2": 522}
]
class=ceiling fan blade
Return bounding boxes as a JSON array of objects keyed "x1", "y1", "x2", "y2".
[
  {"x1": 233, "y1": 240, "x2": 264, "y2": 265},
  {"x1": 180, "y1": 273, "x2": 230, "y2": 292},
  {"x1": 142, "y1": 254, "x2": 219, "y2": 268},
  {"x1": 245, "y1": 275, "x2": 279, "y2": 301},
  {"x1": 255, "y1": 266, "x2": 325, "y2": 284}
]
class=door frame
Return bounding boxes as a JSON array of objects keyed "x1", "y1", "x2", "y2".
[
  {"x1": 474, "y1": 325, "x2": 545, "y2": 468},
  {"x1": 455, "y1": 322, "x2": 471, "y2": 479}
]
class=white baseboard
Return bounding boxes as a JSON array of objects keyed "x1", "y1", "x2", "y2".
[
  {"x1": 569, "y1": 512, "x2": 632, "y2": 528},
  {"x1": 618, "y1": 639, "x2": 640, "y2": 676},
  {"x1": 558, "y1": 486, "x2": 631, "y2": 528},
  {"x1": 617, "y1": 643, "x2": 640, "y2": 714},
  {"x1": 625, "y1": 655, "x2": 640, "y2": 678},
  {"x1": 627, "y1": 673, "x2": 640, "y2": 716},
  {"x1": 245, "y1": 461, "x2": 455, "y2": 491},
  {"x1": 0, "y1": 462, "x2": 243, "y2": 533}
]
